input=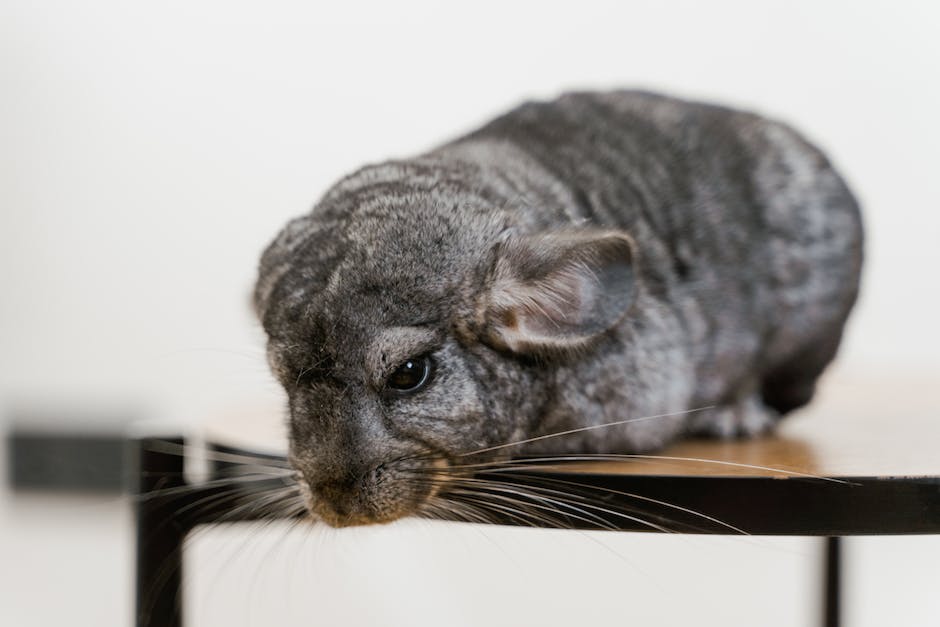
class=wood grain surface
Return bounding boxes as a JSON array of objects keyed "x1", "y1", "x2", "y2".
[{"x1": 204, "y1": 370, "x2": 940, "y2": 479}]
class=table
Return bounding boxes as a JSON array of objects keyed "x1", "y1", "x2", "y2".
[{"x1": 133, "y1": 373, "x2": 940, "y2": 627}]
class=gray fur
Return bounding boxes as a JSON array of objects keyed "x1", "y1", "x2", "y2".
[{"x1": 254, "y1": 90, "x2": 863, "y2": 526}]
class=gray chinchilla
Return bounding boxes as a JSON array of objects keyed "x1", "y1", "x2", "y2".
[{"x1": 254, "y1": 90, "x2": 863, "y2": 527}]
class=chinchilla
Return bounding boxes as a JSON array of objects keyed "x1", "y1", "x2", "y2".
[{"x1": 253, "y1": 90, "x2": 863, "y2": 527}]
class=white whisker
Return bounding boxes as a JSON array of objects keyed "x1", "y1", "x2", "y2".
[{"x1": 457, "y1": 406, "x2": 715, "y2": 457}]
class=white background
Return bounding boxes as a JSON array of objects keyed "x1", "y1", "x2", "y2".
[{"x1": 1, "y1": 1, "x2": 938, "y2": 626}]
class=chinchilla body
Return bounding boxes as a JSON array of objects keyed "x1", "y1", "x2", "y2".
[{"x1": 254, "y1": 90, "x2": 863, "y2": 526}]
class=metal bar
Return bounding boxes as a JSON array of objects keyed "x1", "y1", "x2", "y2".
[
  {"x1": 823, "y1": 536, "x2": 842, "y2": 627},
  {"x1": 134, "y1": 437, "x2": 188, "y2": 627}
]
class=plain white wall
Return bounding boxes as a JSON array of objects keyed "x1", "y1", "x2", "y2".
[
  {"x1": 2, "y1": 0, "x2": 938, "y2": 423},
  {"x1": 1, "y1": 1, "x2": 938, "y2": 626}
]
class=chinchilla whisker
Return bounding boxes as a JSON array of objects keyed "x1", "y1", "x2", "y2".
[
  {"x1": 144, "y1": 439, "x2": 293, "y2": 469},
  {"x1": 198, "y1": 486, "x2": 305, "y2": 529},
  {"x1": 458, "y1": 485, "x2": 618, "y2": 530},
  {"x1": 455, "y1": 483, "x2": 635, "y2": 534},
  {"x1": 428, "y1": 505, "x2": 455, "y2": 523},
  {"x1": 382, "y1": 450, "x2": 442, "y2": 467},
  {"x1": 443, "y1": 477, "x2": 617, "y2": 529},
  {"x1": 441, "y1": 454, "x2": 848, "y2": 484},
  {"x1": 415, "y1": 501, "x2": 446, "y2": 522},
  {"x1": 488, "y1": 471, "x2": 719, "y2": 534},
  {"x1": 279, "y1": 491, "x2": 307, "y2": 515},
  {"x1": 451, "y1": 488, "x2": 634, "y2": 563},
  {"x1": 143, "y1": 484, "x2": 300, "y2": 546},
  {"x1": 449, "y1": 499, "x2": 510, "y2": 527},
  {"x1": 619, "y1": 455, "x2": 849, "y2": 484},
  {"x1": 469, "y1": 472, "x2": 685, "y2": 527},
  {"x1": 138, "y1": 472, "x2": 297, "y2": 501},
  {"x1": 446, "y1": 489, "x2": 567, "y2": 529},
  {"x1": 170, "y1": 483, "x2": 300, "y2": 532},
  {"x1": 503, "y1": 471, "x2": 747, "y2": 535},
  {"x1": 431, "y1": 499, "x2": 487, "y2": 525},
  {"x1": 441, "y1": 492, "x2": 650, "y2": 568},
  {"x1": 231, "y1": 487, "x2": 305, "y2": 522},
  {"x1": 139, "y1": 469, "x2": 291, "y2": 478},
  {"x1": 410, "y1": 470, "x2": 704, "y2": 533},
  {"x1": 445, "y1": 478, "x2": 671, "y2": 532},
  {"x1": 146, "y1": 485, "x2": 254, "y2": 529},
  {"x1": 423, "y1": 493, "x2": 494, "y2": 525},
  {"x1": 454, "y1": 495, "x2": 559, "y2": 529},
  {"x1": 455, "y1": 406, "x2": 716, "y2": 458},
  {"x1": 142, "y1": 552, "x2": 186, "y2": 620},
  {"x1": 422, "y1": 499, "x2": 490, "y2": 525},
  {"x1": 162, "y1": 500, "x2": 307, "y2": 619},
  {"x1": 136, "y1": 467, "x2": 296, "y2": 501},
  {"x1": 141, "y1": 485, "x2": 302, "y2": 619}
]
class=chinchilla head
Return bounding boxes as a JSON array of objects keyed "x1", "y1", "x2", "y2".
[{"x1": 254, "y1": 160, "x2": 637, "y2": 526}]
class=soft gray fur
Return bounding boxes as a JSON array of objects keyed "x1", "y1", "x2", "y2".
[{"x1": 254, "y1": 90, "x2": 863, "y2": 526}]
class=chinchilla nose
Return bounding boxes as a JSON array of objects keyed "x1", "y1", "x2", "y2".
[
  {"x1": 314, "y1": 477, "x2": 358, "y2": 517},
  {"x1": 308, "y1": 465, "x2": 381, "y2": 525}
]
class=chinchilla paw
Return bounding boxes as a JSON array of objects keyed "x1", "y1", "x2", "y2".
[{"x1": 688, "y1": 395, "x2": 780, "y2": 439}]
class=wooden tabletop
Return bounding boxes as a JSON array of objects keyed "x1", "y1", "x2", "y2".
[{"x1": 205, "y1": 370, "x2": 940, "y2": 479}]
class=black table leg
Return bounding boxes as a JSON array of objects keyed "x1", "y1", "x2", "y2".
[
  {"x1": 134, "y1": 437, "x2": 188, "y2": 627},
  {"x1": 132, "y1": 436, "x2": 300, "y2": 627},
  {"x1": 823, "y1": 536, "x2": 842, "y2": 627}
]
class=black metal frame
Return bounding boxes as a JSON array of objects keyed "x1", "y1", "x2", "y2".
[
  {"x1": 134, "y1": 436, "x2": 940, "y2": 627},
  {"x1": 824, "y1": 536, "x2": 842, "y2": 627}
]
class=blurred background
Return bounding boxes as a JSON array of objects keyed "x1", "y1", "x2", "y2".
[{"x1": 1, "y1": 1, "x2": 938, "y2": 626}]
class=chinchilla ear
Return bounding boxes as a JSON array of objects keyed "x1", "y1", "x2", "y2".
[{"x1": 476, "y1": 229, "x2": 637, "y2": 354}]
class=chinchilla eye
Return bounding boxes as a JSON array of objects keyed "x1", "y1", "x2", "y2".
[{"x1": 386, "y1": 355, "x2": 433, "y2": 393}]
